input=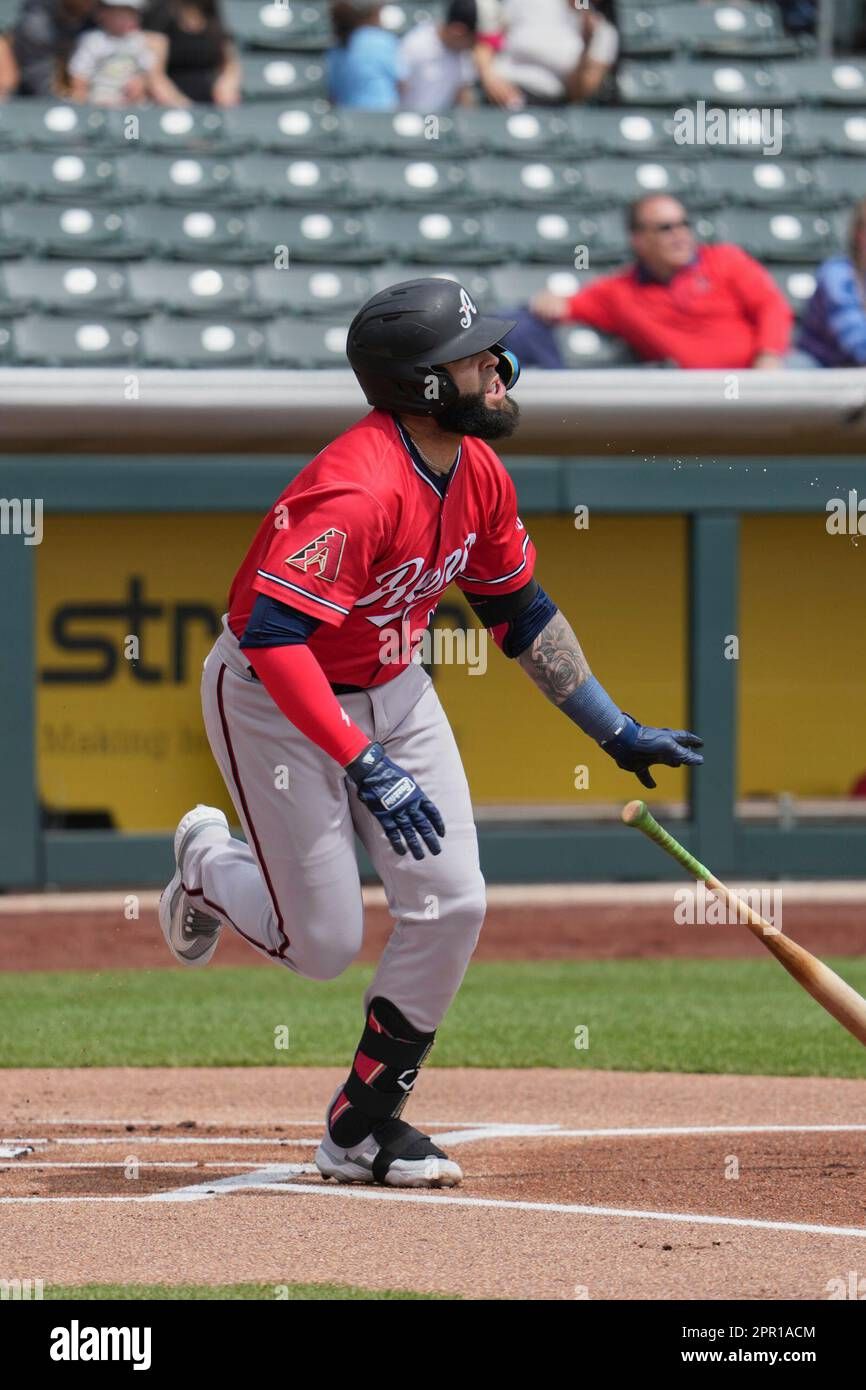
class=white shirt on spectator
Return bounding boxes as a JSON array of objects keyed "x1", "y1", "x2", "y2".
[
  {"x1": 399, "y1": 21, "x2": 476, "y2": 111},
  {"x1": 68, "y1": 30, "x2": 154, "y2": 105},
  {"x1": 495, "y1": 0, "x2": 618, "y2": 101}
]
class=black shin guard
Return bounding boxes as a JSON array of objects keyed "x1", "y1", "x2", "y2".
[{"x1": 329, "y1": 997, "x2": 435, "y2": 1148}]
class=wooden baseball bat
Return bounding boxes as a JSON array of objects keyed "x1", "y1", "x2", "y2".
[{"x1": 622, "y1": 799, "x2": 866, "y2": 1049}]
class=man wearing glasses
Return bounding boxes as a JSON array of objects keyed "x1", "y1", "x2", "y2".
[{"x1": 523, "y1": 194, "x2": 804, "y2": 370}]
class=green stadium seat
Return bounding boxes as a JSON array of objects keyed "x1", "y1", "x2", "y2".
[
  {"x1": 454, "y1": 108, "x2": 572, "y2": 156},
  {"x1": 703, "y1": 208, "x2": 835, "y2": 260},
  {"x1": 337, "y1": 109, "x2": 461, "y2": 154},
  {"x1": 11, "y1": 315, "x2": 140, "y2": 365},
  {"x1": 0, "y1": 0, "x2": 20, "y2": 27},
  {"x1": 348, "y1": 155, "x2": 470, "y2": 205},
  {"x1": 115, "y1": 153, "x2": 239, "y2": 203},
  {"x1": 126, "y1": 261, "x2": 258, "y2": 314},
  {"x1": 774, "y1": 58, "x2": 866, "y2": 104},
  {"x1": 125, "y1": 205, "x2": 249, "y2": 259},
  {"x1": 222, "y1": 101, "x2": 345, "y2": 152},
  {"x1": 241, "y1": 53, "x2": 328, "y2": 100},
  {"x1": 617, "y1": 58, "x2": 789, "y2": 105},
  {"x1": 553, "y1": 323, "x2": 639, "y2": 368},
  {"x1": 768, "y1": 265, "x2": 819, "y2": 316},
  {"x1": 567, "y1": 108, "x2": 681, "y2": 157},
  {"x1": 0, "y1": 151, "x2": 117, "y2": 202},
  {"x1": 465, "y1": 157, "x2": 588, "y2": 206},
  {"x1": 0, "y1": 201, "x2": 140, "y2": 257},
  {"x1": 481, "y1": 209, "x2": 629, "y2": 265},
  {"x1": 253, "y1": 264, "x2": 375, "y2": 315},
  {"x1": 364, "y1": 208, "x2": 498, "y2": 263},
  {"x1": 697, "y1": 158, "x2": 818, "y2": 208},
  {"x1": 245, "y1": 207, "x2": 380, "y2": 262},
  {"x1": 233, "y1": 153, "x2": 354, "y2": 204},
  {"x1": 0, "y1": 99, "x2": 108, "y2": 150},
  {"x1": 813, "y1": 158, "x2": 866, "y2": 208},
  {"x1": 0, "y1": 260, "x2": 133, "y2": 316},
  {"x1": 103, "y1": 105, "x2": 238, "y2": 154},
  {"x1": 369, "y1": 263, "x2": 494, "y2": 300},
  {"x1": 580, "y1": 158, "x2": 701, "y2": 207},
  {"x1": 266, "y1": 316, "x2": 353, "y2": 366},
  {"x1": 378, "y1": 2, "x2": 443, "y2": 38},
  {"x1": 223, "y1": 0, "x2": 332, "y2": 50},
  {"x1": 489, "y1": 264, "x2": 597, "y2": 308},
  {"x1": 618, "y1": 5, "x2": 679, "y2": 57},
  {"x1": 140, "y1": 314, "x2": 267, "y2": 366},
  {"x1": 654, "y1": 2, "x2": 798, "y2": 57},
  {"x1": 807, "y1": 111, "x2": 866, "y2": 156}
]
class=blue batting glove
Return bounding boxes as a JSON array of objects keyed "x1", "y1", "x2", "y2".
[
  {"x1": 346, "y1": 742, "x2": 445, "y2": 861},
  {"x1": 600, "y1": 715, "x2": 704, "y2": 790}
]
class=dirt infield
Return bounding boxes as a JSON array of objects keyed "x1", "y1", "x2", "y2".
[
  {"x1": 2, "y1": 884, "x2": 865, "y2": 970},
  {"x1": 2, "y1": 1068, "x2": 865, "y2": 1300}
]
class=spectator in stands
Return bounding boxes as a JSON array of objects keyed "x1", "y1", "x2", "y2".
[
  {"x1": 475, "y1": 0, "x2": 618, "y2": 108},
  {"x1": 68, "y1": 0, "x2": 179, "y2": 104},
  {"x1": 143, "y1": 0, "x2": 240, "y2": 105},
  {"x1": 327, "y1": 1, "x2": 403, "y2": 111},
  {"x1": 11, "y1": 0, "x2": 96, "y2": 95},
  {"x1": 776, "y1": 0, "x2": 816, "y2": 37},
  {"x1": 505, "y1": 194, "x2": 803, "y2": 369},
  {"x1": 796, "y1": 199, "x2": 866, "y2": 367},
  {"x1": 0, "y1": 33, "x2": 19, "y2": 94},
  {"x1": 399, "y1": 0, "x2": 478, "y2": 112}
]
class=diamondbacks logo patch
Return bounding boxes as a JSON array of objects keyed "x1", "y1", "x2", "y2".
[{"x1": 286, "y1": 528, "x2": 346, "y2": 583}]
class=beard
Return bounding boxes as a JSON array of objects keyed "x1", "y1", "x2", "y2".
[{"x1": 436, "y1": 388, "x2": 520, "y2": 440}]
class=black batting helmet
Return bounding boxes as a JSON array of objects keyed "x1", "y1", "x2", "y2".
[{"x1": 346, "y1": 277, "x2": 520, "y2": 416}]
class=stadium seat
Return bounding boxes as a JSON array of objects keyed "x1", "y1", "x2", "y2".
[
  {"x1": 369, "y1": 263, "x2": 494, "y2": 301},
  {"x1": 617, "y1": 58, "x2": 790, "y2": 105},
  {"x1": 241, "y1": 54, "x2": 328, "y2": 100},
  {"x1": 245, "y1": 207, "x2": 380, "y2": 262},
  {"x1": 580, "y1": 158, "x2": 701, "y2": 207},
  {"x1": 481, "y1": 209, "x2": 629, "y2": 265},
  {"x1": 454, "y1": 108, "x2": 572, "y2": 156},
  {"x1": 140, "y1": 315, "x2": 268, "y2": 366},
  {"x1": 654, "y1": 2, "x2": 799, "y2": 57},
  {"x1": 337, "y1": 108, "x2": 461, "y2": 154},
  {"x1": 0, "y1": 202, "x2": 140, "y2": 257},
  {"x1": 223, "y1": 0, "x2": 332, "y2": 50},
  {"x1": 464, "y1": 157, "x2": 588, "y2": 206},
  {"x1": 233, "y1": 153, "x2": 355, "y2": 204},
  {"x1": 806, "y1": 110, "x2": 866, "y2": 156},
  {"x1": 347, "y1": 156, "x2": 470, "y2": 205},
  {"x1": 124, "y1": 205, "x2": 249, "y2": 260},
  {"x1": 253, "y1": 264, "x2": 376, "y2": 315},
  {"x1": 11, "y1": 315, "x2": 140, "y2": 365},
  {"x1": 0, "y1": 151, "x2": 118, "y2": 201},
  {"x1": 266, "y1": 316, "x2": 353, "y2": 367},
  {"x1": 115, "y1": 154, "x2": 239, "y2": 203},
  {"x1": 702, "y1": 208, "x2": 835, "y2": 260},
  {"x1": 809, "y1": 158, "x2": 866, "y2": 208},
  {"x1": 222, "y1": 101, "x2": 345, "y2": 152},
  {"x1": 618, "y1": 5, "x2": 679, "y2": 57},
  {"x1": 488, "y1": 264, "x2": 597, "y2": 309},
  {"x1": 0, "y1": 99, "x2": 108, "y2": 150},
  {"x1": 567, "y1": 108, "x2": 682, "y2": 157},
  {"x1": 768, "y1": 265, "x2": 819, "y2": 316},
  {"x1": 774, "y1": 58, "x2": 866, "y2": 104},
  {"x1": 697, "y1": 158, "x2": 818, "y2": 208},
  {"x1": 378, "y1": 2, "x2": 444, "y2": 38},
  {"x1": 364, "y1": 209, "x2": 498, "y2": 263},
  {"x1": 103, "y1": 105, "x2": 238, "y2": 154},
  {"x1": 0, "y1": 261, "x2": 134, "y2": 317},
  {"x1": 126, "y1": 262, "x2": 258, "y2": 315},
  {"x1": 553, "y1": 323, "x2": 639, "y2": 368}
]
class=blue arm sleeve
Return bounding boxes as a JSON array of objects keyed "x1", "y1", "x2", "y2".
[
  {"x1": 819, "y1": 261, "x2": 866, "y2": 365},
  {"x1": 239, "y1": 592, "x2": 322, "y2": 649},
  {"x1": 502, "y1": 582, "x2": 558, "y2": 658}
]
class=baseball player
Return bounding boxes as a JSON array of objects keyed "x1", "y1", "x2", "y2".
[{"x1": 159, "y1": 278, "x2": 703, "y2": 1188}]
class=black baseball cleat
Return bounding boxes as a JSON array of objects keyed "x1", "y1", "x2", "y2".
[{"x1": 315, "y1": 1117, "x2": 463, "y2": 1188}]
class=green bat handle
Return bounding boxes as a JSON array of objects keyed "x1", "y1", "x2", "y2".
[{"x1": 621, "y1": 800, "x2": 711, "y2": 883}]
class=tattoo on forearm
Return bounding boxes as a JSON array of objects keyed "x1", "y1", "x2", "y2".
[{"x1": 516, "y1": 611, "x2": 590, "y2": 705}]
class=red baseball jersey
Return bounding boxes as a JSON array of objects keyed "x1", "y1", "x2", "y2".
[{"x1": 227, "y1": 408, "x2": 536, "y2": 689}]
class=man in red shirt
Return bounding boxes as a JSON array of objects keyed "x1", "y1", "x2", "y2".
[
  {"x1": 157, "y1": 278, "x2": 702, "y2": 1189},
  {"x1": 526, "y1": 193, "x2": 796, "y2": 369}
]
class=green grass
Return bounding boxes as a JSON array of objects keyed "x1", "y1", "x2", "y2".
[
  {"x1": 2, "y1": 960, "x2": 866, "y2": 1075},
  {"x1": 42, "y1": 1282, "x2": 447, "y2": 1300}
]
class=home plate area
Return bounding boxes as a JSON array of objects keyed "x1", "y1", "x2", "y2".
[{"x1": 2, "y1": 1120, "x2": 865, "y2": 1232}]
